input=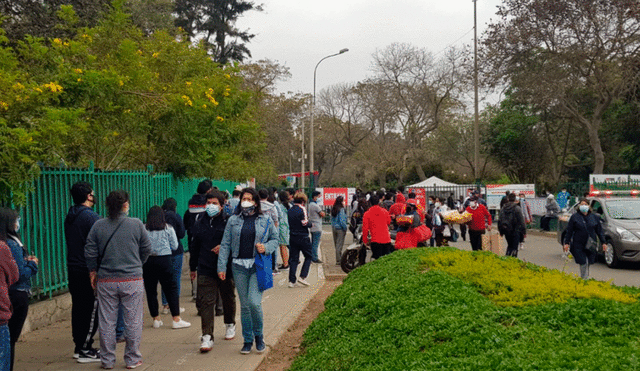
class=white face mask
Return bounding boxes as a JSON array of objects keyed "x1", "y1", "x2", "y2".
[
  {"x1": 470, "y1": 201, "x2": 478, "y2": 208},
  {"x1": 205, "y1": 204, "x2": 220, "y2": 217},
  {"x1": 435, "y1": 202, "x2": 442, "y2": 208},
  {"x1": 241, "y1": 200, "x2": 255, "y2": 208},
  {"x1": 14, "y1": 219, "x2": 20, "y2": 233}
]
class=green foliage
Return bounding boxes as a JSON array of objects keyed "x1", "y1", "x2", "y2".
[
  {"x1": 291, "y1": 248, "x2": 640, "y2": 370},
  {"x1": 0, "y1": 4, "x2": 272, "y2": 205}
]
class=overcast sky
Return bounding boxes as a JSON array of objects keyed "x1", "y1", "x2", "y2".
[{"x1": 237, "y1": 0, "x2": 504, "y2": 96}]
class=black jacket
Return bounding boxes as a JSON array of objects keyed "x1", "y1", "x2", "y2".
[
  {"x1": 189, "y1": 213, "x2": 229, "y2": 278},
  {"x1": 164, "y1": 210, "x2": 186, "y2": 256},
  {"x1": 564, "y1": 212, "x2": 606, "y2": 249},
  {"x1": 64, "y1": 205, "x2": 100, "y2": 271},
  {"x1": 499, "y1": 202, "x2": 526, "y2": 236},
  {"x1": 288, "y1": 204, "x2": 312, "y2": 237},
  {"x1": 184, "y1": 194, "x2": 207, "y2": 250}
]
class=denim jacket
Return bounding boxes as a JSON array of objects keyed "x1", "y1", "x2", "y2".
[
  {"x1": 8, "y1": 236, "x2": 38, "y2": 294},
  {"x1": 217, "y1": 213, "x2": 279, "y2": 273}
]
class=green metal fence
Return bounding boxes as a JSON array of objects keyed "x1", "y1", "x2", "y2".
[{"x1": 17, "y1": 164, "x2": 238, "y2": 299}]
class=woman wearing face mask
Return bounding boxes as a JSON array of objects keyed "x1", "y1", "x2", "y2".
[
  {"x1": 189, "y1": 192, "x2": 236, "y2": 352},
  {"x1": 287, "y1": 191, "x2": 314, "y2": 285},
  {"x1": 465, "y1": 196, "x2": 493, "y2": 251},
  {"x1": 4, "y1": 209, "x2": 37, "y2": 371},
  {"x1": 563, "y1": 199, "x2": 607, "y2": 280},
  {"x1": 217, "y1": 188, "x2": 278, "y2": 355},
  {"x1": 432, "y1": 197, "x2": 449, "y2": 247},
  {"x1": 142, "y1": 206, "x2": 190, "y2": 330},
  {"x1": 85, "y1": 190, "x2": 152, "y2": 370}
]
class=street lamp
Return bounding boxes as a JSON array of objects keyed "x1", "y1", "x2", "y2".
[{"x1": 308, "y1": 48, "x2": 349, "y2": 189}]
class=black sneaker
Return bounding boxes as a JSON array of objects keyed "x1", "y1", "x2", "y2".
[
  {"x1": 77, "y1": 348, "x2": 101, "y2": 363},
  {"x1": 255, "y1": 336, "x2": 266, "y2": 353},
  {"x1": 277, "y1": 264, "x2": 289, "y2": 270},
  {"x1": 312, "y1": 259, "x2": 323, "y2": 264},
  {"x1": 240, "y1": 342, "x2": 252, "y2": 354}
]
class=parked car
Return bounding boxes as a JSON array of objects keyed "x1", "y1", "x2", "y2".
[{"x1": 558, "y1": 196, "x2": 640, "y2": 268}]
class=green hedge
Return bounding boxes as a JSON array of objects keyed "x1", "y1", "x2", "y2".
[{"x1": 290, "y1": 248, "x2": 640, "y2": 370}]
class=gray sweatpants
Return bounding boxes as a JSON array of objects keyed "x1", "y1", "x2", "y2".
[
  {"x1": 97, "y1": 279, "x2": 144, "y2": 368},
  {"x1": 332, "y1": 228, "x2": 347, "y2": 264}
]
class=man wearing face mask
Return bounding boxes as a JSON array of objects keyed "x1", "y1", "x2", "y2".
[
  {"x1": 189, "y1": 192, "x2": 236, "y2": 352},
  {"x1": 64, "y1": 182, "x2": 101, "y2": 362},
  {"x1": 465, "y1": 196, "x2": 492, "y2": 251}
]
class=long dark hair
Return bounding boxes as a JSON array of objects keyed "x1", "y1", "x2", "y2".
[
  {"x1": 236, "y1": 188, "x2": 262, "y2": 215},
  {"x1": 0, "y1": 207, "x2": 19, "y2": 242},
  {"x1": 278, "y1": 190, "x2": 290, "y2": 210},
  {"x1": 146, "y1": 206, "x2": 166, "y2": 231},
  {"x1": 106, "y1": 190, "x2": 129, "y2": 220},
  {"x1": 331, "y1": 196, "x2": 344, "y2": 217}
]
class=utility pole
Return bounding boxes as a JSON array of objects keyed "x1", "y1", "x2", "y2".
[{"x1": 473, "y1": 0, "x2": 480, "y2": 182}]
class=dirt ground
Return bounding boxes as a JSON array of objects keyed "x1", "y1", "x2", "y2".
[{"x1": 255, "y1": 277, "x2": 343, "y2": 371}]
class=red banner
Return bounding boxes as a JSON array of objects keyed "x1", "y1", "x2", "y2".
[
  {"x1": 321, "y1": 188, "x2": 348, "y2": 207},
  {"x1": 407, "y1": 188, "x2": 426, "y2": 210}
]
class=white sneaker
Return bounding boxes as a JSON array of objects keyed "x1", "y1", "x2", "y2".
[
  {"x1": 153, "y1": 319, "x2": 163, "y2": 328},
  {"x1": 288, "y1": 282, "x2": 296, "y2": 288},
  {"x1": 224, "y1": 324, "x2": 236, "y2": 340},
  {"x1": 298, "y1": 278, "x2": 310, "y2": 286},
  {"x1": 180, "y1": 307, "x2": 185, "y2": 313},
  {"x1": 200, "y1": 335, "x2": 213, "y2": 353},
  {"x1": 161, "y1": 307, "x2": 169, "y2": 315},
  {"x1": 172, "y1": 319, "x2": 191, "y2": 329}
]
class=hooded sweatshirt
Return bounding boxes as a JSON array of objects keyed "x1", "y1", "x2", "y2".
[
  {"x1": 261, "y1": 200, "x2": 279, "y2": 228},
  {"x1": 184, "y1": 193, "x2": 207, "y2": 248},
  {"x1": 362, "y1": 205, "x2": 392, "y2": 244},
  {"x1": 389, "y1": 194, "x2": 407, "y2": 218},
  {"x1": 64, "y1": 204, "x2": 101, "y2": 271},
  {"x1": 499, "y1": 202, "x2": 526, "y2": 236},
  {"x1": 0, "y1": 240, "x2": 19, "y2": 325},
  {"x1": 189, "y1": 213, "x2": 228, "y2": 278}
]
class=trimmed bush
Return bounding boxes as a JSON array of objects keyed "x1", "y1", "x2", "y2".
[{"x1": 290, "y1": 248, "x2": 640, "y2": 371}]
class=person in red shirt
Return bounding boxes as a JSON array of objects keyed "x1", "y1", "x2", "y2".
[
  {"x1": 466, "y1": 196, "x2": 492, "y2": 251},
  {"x1": 362, "y1": 195, "x2": 392, "y2": 259}
]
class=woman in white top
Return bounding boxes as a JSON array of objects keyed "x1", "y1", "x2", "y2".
[{"x1": 143, "y1": 206, "x2": 190, "y2": 329}]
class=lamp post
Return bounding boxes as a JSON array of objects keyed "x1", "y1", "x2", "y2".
[{"x1": 309, "y1": 48, "x2": 349, "y2": 189}]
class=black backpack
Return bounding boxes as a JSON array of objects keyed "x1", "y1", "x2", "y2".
[{"x1": 498, "y1": 208, "x2": 516, "y2": 235}]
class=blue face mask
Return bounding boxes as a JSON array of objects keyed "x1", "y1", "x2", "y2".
[
  {"x1": 579, "y1": 205, "x2": 590, "y2": 214},
  {"x1": 206, "y1": 204, "x2": 220, "y2": 217}
]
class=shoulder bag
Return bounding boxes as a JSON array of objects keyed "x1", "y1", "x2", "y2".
[{"x1": 255, "y1": 218, "x2": 273, "y2": 291}]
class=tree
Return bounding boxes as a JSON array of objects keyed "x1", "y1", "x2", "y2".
[
  {"x1": 174, "y1": 0, "x2": 261, "y2": 64},
  {"x1": 482, "y1": 0, "x2": 640, "y2": 174},
  {"x1": 371, "y1": 43, "x2": 463, "y2": 181}
]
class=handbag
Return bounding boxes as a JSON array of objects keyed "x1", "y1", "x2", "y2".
[
  {"x1": 579, "y1": 215, "x2": 599, "y2": 252},
  {"x1": 255, "y1": 218, "x2": 273, "y2": 291}
]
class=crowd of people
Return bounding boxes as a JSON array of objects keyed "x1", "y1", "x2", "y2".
[{"x1": 0, "y1": 180, "x2": 605, "y2": 370}]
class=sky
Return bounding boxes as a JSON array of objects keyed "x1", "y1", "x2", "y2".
[{"x1": 236, "y1": 0, "x2": 505, "y2": 96}]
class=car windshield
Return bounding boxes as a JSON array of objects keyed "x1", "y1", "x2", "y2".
[{"x1": 605, "y1": 200, "x2": 640, "y2": 220}]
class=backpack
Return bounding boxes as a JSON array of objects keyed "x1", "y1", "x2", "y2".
[{"x1": 498, "y1": 207, "x2": 516, "y2": 235}]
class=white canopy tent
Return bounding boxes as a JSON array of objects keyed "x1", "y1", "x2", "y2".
[{"x1": 407, "y1": 176, "x2": 459, "y2": 188}]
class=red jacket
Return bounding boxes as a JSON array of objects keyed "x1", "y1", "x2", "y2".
[
  {"x1": 0, "y1": 240, "x2": 19, "y2": 325},
  {"x1": 362, "y1": 205, "x2": 392, "y2": 244},
  {"x1": 388, "y1": 194, "x2": 406, "y2": 218},
  {"x1": 466, "y1": 204, "x2": 492, "y2": 231}
]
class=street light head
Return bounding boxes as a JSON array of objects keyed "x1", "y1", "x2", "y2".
[{"x1": 339, "y1": 48, "x2": 349, "y2": 54}]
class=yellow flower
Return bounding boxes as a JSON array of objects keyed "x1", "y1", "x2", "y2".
[
  {"x1": 34, "y1": 88, "x2": 43, "y2": 93},
  {"x1": 119, "y1": 80, "x2": 124, "y2": 86},
  {"x1": 152, "y1": 52, "x2": 159, "y2": 58},
  {"x1": 224, "y1": 74, "x2": 231, "y2": 79},
  {"x1": 77, "y1": 78, "x2": 82, "y2": 82},
  {"x1": 186, "y1": 81, "x2": 192, "y2": 86},
  {"x1": 202, "y1": 104, "x2": 207, "y2": 109},
  {"x1": 0, "y1": 101, "x2": 8, "y2": 110},
  {"x1": 112, "y1": 131, "x2": 119, "y2": 137},
  {"x1": 63, "y1": 42, "x2": 70, "y2": 46},
  {"x1": 43, "y1": 82, "x2": 63, "y2": 93},
  {"x1": 216, "y1": 116, "x2": 224, "y2": 122},
  {"x1": 12, "y1": 83, "x2": 25, "y2": 90},
  {"x1": 74, "y1": 68, "x2": 83, "y2": 74},
  {"x1": 53, "y1": 38, "x2": 62, "y2": 45},
  {"x1": 136, "y1": 50, "x2": 143, "y2": 56}
]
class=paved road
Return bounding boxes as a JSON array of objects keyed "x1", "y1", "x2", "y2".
[{"x1": 448, "y1": 229, "x2": 640, "y2": 288}]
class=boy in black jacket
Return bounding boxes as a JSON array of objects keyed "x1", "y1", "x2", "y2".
[{"x1": 189, "y1": 191, "x2": 236, "y2": 352}]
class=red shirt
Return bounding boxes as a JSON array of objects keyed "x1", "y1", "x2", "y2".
[
  {"x1": 466, "y1": 204, "x2": 492, "y2": 231},
  {"x1": 362, "y1": 205, "x2": 392, "y2": 244}
]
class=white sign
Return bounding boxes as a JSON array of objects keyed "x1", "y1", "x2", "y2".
[{"x1": 485, "y1": 184, "x2": 535, "y2": 210}]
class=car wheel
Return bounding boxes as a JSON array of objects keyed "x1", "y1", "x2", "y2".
[
  {"x1": 604, "y1": 241, "x2": 619, "y2": 268},
  {"x1": 340, "y1": 248, "x2": 361, "y2": 273}
]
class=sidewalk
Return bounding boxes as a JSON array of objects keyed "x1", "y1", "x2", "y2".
[{"x1": 14, "y1": 239, "x2": 327, "y2": 371}]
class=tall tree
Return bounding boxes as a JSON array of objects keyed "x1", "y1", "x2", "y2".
[
  {"x1": 174, "y1": 0, "x2": 261, "y2": 64},
  {"x1": 482, "y1": 0, "x2": 640, "y2": 174}
]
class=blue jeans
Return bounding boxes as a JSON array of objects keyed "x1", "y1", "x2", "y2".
[
  {"x1": 162, "y1": 253, "x2": 183, "y2": 306},
  {"x1": 0, "y1": 324, "x2": 10, "y2": 371},
  {"x1": 310, "y1": 231, "x2": 322, "y2": 261},
  {"x1": 231, "y1": 263, "x2": 263, "y2": 344}
]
